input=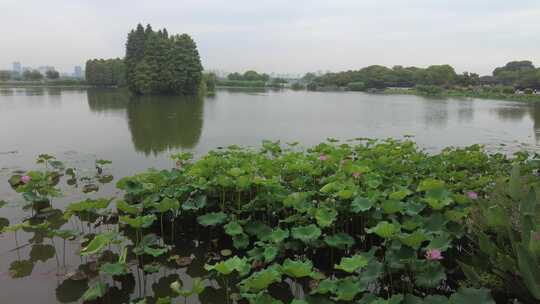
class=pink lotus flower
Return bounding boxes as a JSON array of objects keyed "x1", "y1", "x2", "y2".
[
  {"x1": 352, "y1": 172, "x2": 362, "y2": 179},
  {"x1": 175, "y1": 161, "x2": 182, "y2": 170},
  {"x1": 319, "y1": 154, "x2": 328, "y2": 161},
  {"x1": 425, "y1": 249, "x2": 443, "y2": 261},
  {"x1": 21, "y1": 175, "x2": 31, "y2": 184},
  {"x1": 467, "y1": 191, "x2": 478, "y2": 200}
]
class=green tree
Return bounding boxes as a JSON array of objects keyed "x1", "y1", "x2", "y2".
[
  {"x1": 0, "y1": 70, "x2": 11, "y2": 81},
  {"x1": 23, "y1": 70, "x2": 43, "y2": 81},
  {"x1": 45, "y1": 70, "x2": 60, "y2": 80}
]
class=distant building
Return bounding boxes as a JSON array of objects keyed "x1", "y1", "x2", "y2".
[
  {"x1": 73, "y1": 66, "x2": 83, "y2": 79},
  {"x1": 38, "y1": 66, "x2": 55, "y2": 75},
  {"x1": 12, "y1": 62, "x2": 21, "y2": 76},
  {"x1": 22, "y1": 66, "x2": 32, "y2": 73}
]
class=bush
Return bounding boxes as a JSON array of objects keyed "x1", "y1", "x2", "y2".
[
  {"x1": 524, "y1": 88, "x2": 534, "y2": 95},
  {"x1": 415, "y1": 85, "x2": 443, "y2": 95},
  {"x1": 346, "y1": 81, "x2": 366, "y2": 91},
  {"x1": 306, "y1": 82, "x2": 318, "y2": 91},
  {"x1": 502, "y1": 86, "x2": 515, "y2": 94},
  {"x1": 291, "y1": 82, "x2": 305, "y2": 90}
]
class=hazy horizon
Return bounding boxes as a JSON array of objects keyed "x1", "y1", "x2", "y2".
[{"x1": 1, "y1": 0, "x2": 539, "y2": 75}]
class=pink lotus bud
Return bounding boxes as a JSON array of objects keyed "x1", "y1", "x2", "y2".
[
  {"x1": 21, "y1": 175, "x2": 31, "y2": 184},
  {"x1": 319, "y1": 154, "x2": 328, "y2": 161},
  {"x1": 352, "y1": 172, "x2": 362, "y2": 179},
  {"x1": 425, "y1": 249, "x2": 443, "y2": 261},
  {"x1": 467, "y1": 191, "x2": 478, "y2": 200}
]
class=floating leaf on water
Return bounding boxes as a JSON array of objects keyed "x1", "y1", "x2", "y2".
[
  {"x1": 9, "y1": 260, "x2": 34, "y2": 278},
  {"x1": 82, "y1": 183, "x2": 99, "y2": 193},
  {"x1": 29, "y1": 244, "x2": 56, "y2": 263}
]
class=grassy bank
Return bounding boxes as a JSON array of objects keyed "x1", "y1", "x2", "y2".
[{"x1": 384, "y1": 87, "x2": 540, "y2": 102}]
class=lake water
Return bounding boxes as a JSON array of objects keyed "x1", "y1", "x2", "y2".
[{"x1": 0, "y1": 87, "x2": 539, "y2": 303}]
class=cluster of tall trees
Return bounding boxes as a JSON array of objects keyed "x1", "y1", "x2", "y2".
[
  {"x1": 308, "y1": 61, "x2": 540, "y2": 90},
  {"x1": 227, "y1": 70, "x2": 270, "y2": 82},
  {"x1": 125, "y1": 24, "x2": 203, "y2": 95},
  {"x1": 491, "y1": 61, "x2": 540, "y2": 89},
  {"x1": 85, "y1": 59, "x2": 126, "y2": 86}
]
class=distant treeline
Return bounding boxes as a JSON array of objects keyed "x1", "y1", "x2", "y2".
[
  {"x1": 307, "y1": 60, "x2": 540, "y2": 91},
  {"x1": 227, "y1": 70, "x2": 270, "y2": 82},
  {"x1": 85, "y1": 59, "x2": 126, "y2": 87},
  {"x1": 0, "y1": 69, "x2": 60, "y2": 81}
]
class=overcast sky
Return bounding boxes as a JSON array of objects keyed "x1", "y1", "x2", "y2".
[{"x1": 1, "y1": 0, "x2": 539, "y2": 75}]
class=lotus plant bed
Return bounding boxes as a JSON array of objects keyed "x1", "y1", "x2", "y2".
[{"x1": 5, "y1": 139, "x2": 540, "y2": 303}]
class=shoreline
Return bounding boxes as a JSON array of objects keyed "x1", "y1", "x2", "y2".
[{"x1": 383, "y1": 88, "x2": 540, "y2": 103}]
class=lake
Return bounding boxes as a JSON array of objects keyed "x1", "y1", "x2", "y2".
[{"x1": 0, "y1": 87, "x2": 539, "y2": 303}]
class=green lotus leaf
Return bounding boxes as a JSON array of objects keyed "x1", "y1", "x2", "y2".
[
  {"x1": 335, "y1": 254, "x2": 368, "y2": 273},
  {"x1": 240, "y1": 265, "x2": 282, "y2": 292},
  {"x1": 192, "y1": 278, "x2": 207, "y2": 295},
  {"x1": 366, "y1": 221, "x2": 400, "y2": 239},
  {"x1": 224, "y1": 221, "x2": 244, "y2": 236},
  {"x1": 156, "y1": 197, "x2": 180, "y2": 213},
  {"x1": 314, "y1": 207, "x2": 337, "y2": 228},
  {"x1": 119, "y1": 214, "x2": 156, "y2": 229},
  {"x1": 81, "y1": 233, "x2": 115, "y2": 256},
  {"x1": 144, "y1": 246, "x2": 169, "y2": 257},
  {"x1": 381, "y1": 199, "x2": 405, "y2": 214},
  {"x1": 9, "y1": 260, "x2": 34, "y2": 278},
  {"x1": 313, "y1": 278, "x2": 337, "y2": 295},
  {"x1": 281, "y1": 259, "x2": 313, "y2": 278},
  {"x1": 245, "y1": 221, "x2": 272, "y2": 240},
  {"x1": 116, "y1": 200, "x2": 140, "y2": 215},
  {"x1": 292, "y1": 224, "x2": 321, "y2": 243},
  {"x1": 389, "y1": 188, "x2": 413, "y2": 201},
  {"x1": 291, "y1": 300, "x2": 309, "y2": 304},
  {"x1": 336, "y1": 189, "x2": 354, "y2": 199},
  {"x1": 324, "y1": 233, "x2": 355, "y2": 249},
  {"x1": 100, "y1": 262, "x2": 127, "y2": 276},
  {"x1": 197, "y1": 212, "x2": 228, "y2": 227},
  {"x1": 170, "y1": 280, "x2": 192, "y2": 297},
  {"x1": 82, "y1": 282, "x2": 107, "y2": 301},
  {"x1": 182, "y1": 195, "x2": 206, "y2": 211},
  {"x1": 415, "y1": 262, "x2": 446, "y2": 288},
  {"x1": 232, "y1": 233, "x2": 250, "y2": 249},
  {"x1": 29, "y1": 244, "x2": 55, "y2": 263},
  {"x1": 268, "y1": 227, "x2": 289, "y2": 243},
  {"x1": 204, "y1": 255, "x2": 249, "y2": 276},
  {"x1": 449, "y1": 287, "x2": 495, "y2": 304},
  {"x1": 400, "y1": 230, "x2": 428, "y2": 249},
  {"x1": 332, "y1": 277, "x2": 364, "y2": 301},
  {"x1": 263, "y1": 245, "x2": 279, "y2": 262},
  {"x1": 351, "y1": 196, "x2": 375, "y2": 213}
]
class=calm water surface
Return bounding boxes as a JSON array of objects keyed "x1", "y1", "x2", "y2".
[{"x1": 0, "y1": 87, "x2": 539, "y2": 303}]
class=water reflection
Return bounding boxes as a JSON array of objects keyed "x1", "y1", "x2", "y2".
[{"x1": 87, "y1": 89, "x2": 204, "y2": 156}]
